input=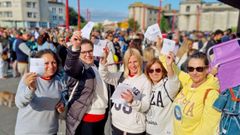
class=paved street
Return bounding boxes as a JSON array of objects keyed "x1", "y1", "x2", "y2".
[
  {"x1": 0, "y1": 77, "x2": 20, "y2": 135},
  {"x1": 0, "y1": 76, "x2": 66, "y2": 135}
]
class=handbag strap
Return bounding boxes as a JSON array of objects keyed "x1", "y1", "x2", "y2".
[
  {"x1": 68, "y1": 81, "x2": 79, "y2": 102},
  {"x1": 229, "y1": 87, "x2": 240, "y2": 102}
]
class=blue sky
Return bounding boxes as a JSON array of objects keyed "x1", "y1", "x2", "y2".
[{"x1": 68, "y1": 0, "x2": 219, "y2": 22}]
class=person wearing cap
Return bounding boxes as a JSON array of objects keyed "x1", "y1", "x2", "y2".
[{"x1": 15, "y1": 30, "x2": 32, "y2": 76}]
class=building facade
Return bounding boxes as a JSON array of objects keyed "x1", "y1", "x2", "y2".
[
  {"x1": 0, "y1": 0, "x2": 65, "y2": 28},
  {"x1": 48, "y1": 1, "x2": 65, "y2": 27},
  {"x1": 129, "y1": 2, "x2": 159, "y2": 31},
  {"x1": 129, "y1": 1, "x2": 239, "y2": 32},
  {"x1": 178, "y1": 0, "x2": 239, "y2": 31}
]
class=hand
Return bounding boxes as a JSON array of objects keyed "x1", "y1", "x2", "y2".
[
  {"x1": 156, "y1": 36, "x2": 163, "y2": 47},
  {"x1": 121, "y1": 90, "x2": 133, "y2": 104},
  {"x1": 23, "y1": 72, "x2": 37, "y2": 91},
  {"x1": 70, "y1": 31, "x2": 82, "y2": 50},
  {"x1": 56, "y1": 102, "x2": 65, "y2": 113},
  {"x1": 100, "y1": 47, "x2": 109, "y2": 64},
  {"x1": 210, "y1": 63, "x2": 220, "y2": 76},
  {"x1": 166, "y1": 51, "x2": 175, "y2": 66}
]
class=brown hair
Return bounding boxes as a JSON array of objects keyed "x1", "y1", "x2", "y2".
[
  {"x1": 37, "y1": 32, "x2": 50, "y2": 45},
  {"x1": 144, "y1": 58, "x2": 167, "y2": 84}
]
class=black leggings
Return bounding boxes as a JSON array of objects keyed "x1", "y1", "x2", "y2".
[
  {"x1": 112, "y1": 125, "x2": 146, "y2": 135},
  {"x1": 75, "y1": 119, "x2": 106, "y2": 135}
]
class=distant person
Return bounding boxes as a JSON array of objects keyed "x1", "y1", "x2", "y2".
[
  {"x1": 205, "y1": 29, "x2": 223, "y2": 55},
  {"x1": 15, "y1": 30, "x2": 32, "y2": 76}
]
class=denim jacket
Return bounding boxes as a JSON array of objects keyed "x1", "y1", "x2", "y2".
[{"x1": 213, "y1": 85, "x2": 240, "y2": 135}]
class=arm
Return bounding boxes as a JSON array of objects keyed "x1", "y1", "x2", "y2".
[
  {"x1": 193, "y1": 90, "x2": 221, "y2": 135},
  {"x1": 15, "y1": 73, "x2": 37, "y2": 108},
  {"x1": 64, "y1": 31, "x2": 85, "y2": 79},
  {"x1": 165, "y1": 52, "x2": 181, "y2": 98},
  {"x1": 64, "y1": 47, "x2": 85, "y2": 79},
  {"x1": 19, "y1": 42, "x2": 31, "y2": 56},
  {"x1": 99, "y1": 46, "x2": 122, "y2": 86},
  {"x1": 99, "y1": 63, "x2": 122, "y2": 86}
]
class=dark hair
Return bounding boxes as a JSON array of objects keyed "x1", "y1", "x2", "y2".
[
  {"x1": 129, "y1": 38, "x2": 143, "y2": 55},
  {"x1": 187, "y1": 52, "x2": 209, "y2": 67},
  {"x1": 144, "y1": 58, "x2": 168, "y2": 84},
  {"x1": 37, "y1": 32, "x2": 50, "y2": 45},
  {"x1": 214, "y1": 29, "x2": 224, "y2": 36},
  {"x1": 80, "y1": 39, "x2": 94, "y2": 51},
  {"x1": 34, "y1": 49, "x2": 60, "y2": 76}
]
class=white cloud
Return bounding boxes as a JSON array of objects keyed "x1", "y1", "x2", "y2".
[{"x1": 81, "y1": 9, "x2": 128, "y2": 22}]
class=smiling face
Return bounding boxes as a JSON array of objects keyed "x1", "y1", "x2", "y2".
[
  {"x1": 79, "y1": 43, "x2": 94, "y2": 64},
  {"x1": 188, "y1": 58, "x2": 208, "y2": 87},
  {"x1": 41, "y1": 53, "x2": 57, "y2": 78},
  {"x1": 148, "y1": 62, "x2": 164, "y2": 84},
  {"x1": 128, "y1": 55, "x2": 140, "y2": 75}
]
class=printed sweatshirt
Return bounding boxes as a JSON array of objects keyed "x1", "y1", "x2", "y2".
[
  {"x1": 146, "y1": 75, "x2": 180, "y2": 135},
  {"x1": 173, "y1": 72, "x2": 221, "y2": 135},
  {"x1": 99, "y1": 63, "x2": 152, "y2": 133}
]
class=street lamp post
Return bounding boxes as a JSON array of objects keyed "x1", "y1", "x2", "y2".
[
  {"x1": 77, "y1": 0, "x2": 81, "y2": 31},
  {"x1": 172, "y1": 10, "x2": 176, "y2": 32},
  {"x1": 65, "y1": 0, "x2": 69, "y2": 30},
  {"x1": 196, "y1": 5, "x2": 201, "y2": 31},
  {"x1": 158, "y1": 0, "x2": 162, "y2": 26}
]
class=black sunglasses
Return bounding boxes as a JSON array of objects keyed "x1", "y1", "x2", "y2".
[
  {"x1": 187, "y1": 66, "x2": 207, "y2": 72},
  {"x1": 148, "y1": 68, "x2": 162, "y2": 74}
]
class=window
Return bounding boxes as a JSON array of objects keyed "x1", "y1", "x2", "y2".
[
  {"x1": 149, "y1": 10, "x2": 152, "y2": 14},
  {"x1": 4, "y1": 11, "x2": 12, "y2": 17},
  {"x1": 6, "y1": 1, "x2": 11, "y2": 7},
  {"x1": 59, "y1": 16, "x2": 63, "y2": 20},
  {"x1": 52, "y1": 16, "x2": 57, "y2": 20},
  {"x1": 33, "y1": 13, "x2": 37, "y2": 18},
  {"x1": 26, "y1": 2, "x2": 31, "y2": 8},
  {"x1": 186, "y1": 6, "x2": 190, "y2": 12},
  {"x1": 32, "y1": 2, "x2": 36, "y2": 8},
  {"x1": 27, "y1": 12, "x2": 33, "y2": 18},
  {"x1": 52, "y1": 8, "x2": 56, "y2": 13},
  {"x1": 59, "y1": 8, "x2": 63, "y2": 14}
]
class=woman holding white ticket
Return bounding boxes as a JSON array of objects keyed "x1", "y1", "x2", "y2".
[
  {"x1": 99, "y1": 48, "x2": 152, "y2": 135},
  {"x1": 145, "y1": 55, "x2": 180, "y2": 135},
  {"x1": 15, "y1": 49, "x2": 63, "y2": 135}
]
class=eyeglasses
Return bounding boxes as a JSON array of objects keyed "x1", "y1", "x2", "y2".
[
  {"x1": 187, "y1": 66, "x2": 207, "y2": 72},
  {"x1": 148, "y1": 68, "x2": 162, "y2": 74},
  {"x1": 80, "y1": 50, "x2": 93, "y2": 55}
]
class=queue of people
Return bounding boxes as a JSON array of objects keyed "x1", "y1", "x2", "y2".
[{"x1": 0, "y1": 26, "x2": 238, "y2": 135}]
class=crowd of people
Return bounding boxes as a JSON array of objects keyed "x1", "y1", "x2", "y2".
[{"x1": 0, "y1": 26, "x2": 239, "y2": 135}]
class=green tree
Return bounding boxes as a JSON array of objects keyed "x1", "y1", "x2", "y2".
[
  {"x1": 128, "y1": 18, "x2": 140, "y2": 32},
  {"x1": 94, "y1": 23, "x2": 104, "y2": 32},
  {"x1": 159, "y1": 16, "x2": 170, "y2": 33},
  {"x1": 69, "y1": 7, "x2": 85, "y2": 26}
]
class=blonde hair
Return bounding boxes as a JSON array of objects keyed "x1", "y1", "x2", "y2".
[
  {"x1": 123, "y1": 48, "x2": 143, "y2": 78},
  {"x1": 176, "y1": 39, "x2": 193, "y2": 58},
  {"x1": 143, "y1": 47, "x2": 155, "y2": 62}
]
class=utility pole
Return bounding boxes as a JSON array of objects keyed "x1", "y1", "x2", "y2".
[
  {"x1": 65, "y1": 0, "x2": 69, "y2": 30},
  {"x1": 77, "y1": 0, "x2": 81, "y2": 31},
  {"x1": 172, "y1": 10, "x2": 176, "y2": 32},
  {"x1": 158, "y1": 0, "x2": 162, "y2": 26}
]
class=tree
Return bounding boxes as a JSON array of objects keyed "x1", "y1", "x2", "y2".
[
  {"x1": 159, "y1": 16, "x2": 170, "y2": 33},
  {"x1": 69, "y1": 7, "x2": 85, "y2": 26},
  {"x1": 128, "y1": 18, "x2": 140, "y2": 32}
]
